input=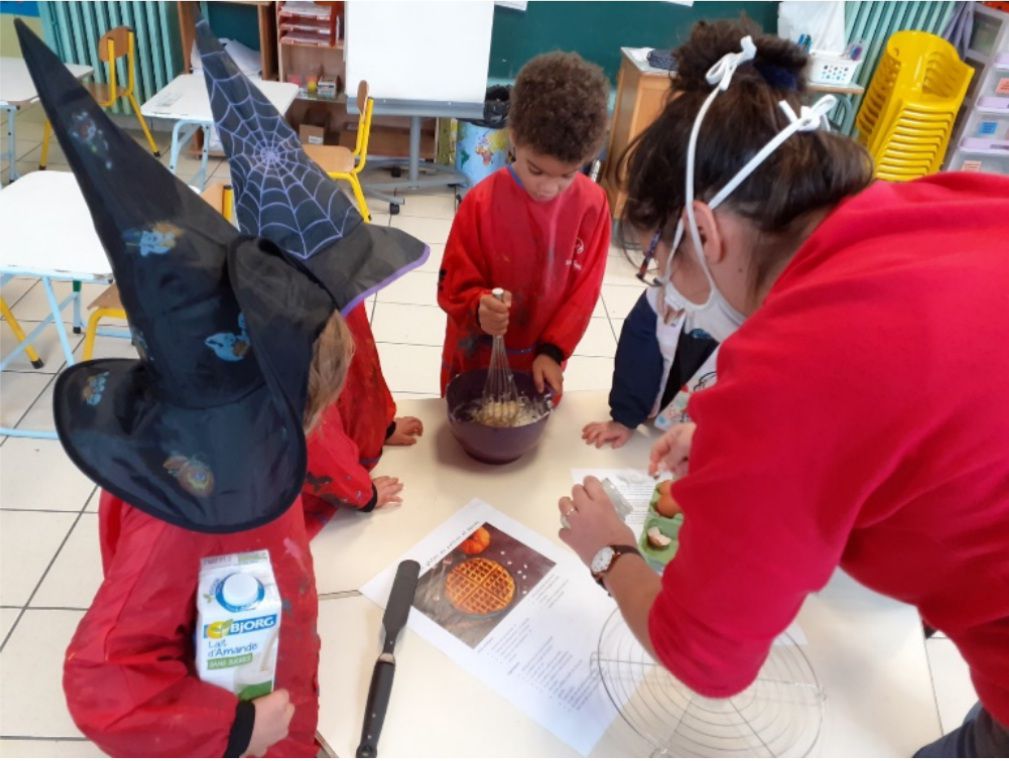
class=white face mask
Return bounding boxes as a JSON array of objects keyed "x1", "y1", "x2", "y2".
[{"x1": 658, "y1": 35, "x2": 836, "y2": 344}]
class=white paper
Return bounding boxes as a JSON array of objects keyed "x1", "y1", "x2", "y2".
[
  {"x1": 361, "y1": 500, "x2": 621, "y2": 756},
  {"x1": 571, "y1": 467, "x2": 660, "y2": 535}
]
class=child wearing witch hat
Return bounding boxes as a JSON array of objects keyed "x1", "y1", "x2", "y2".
[
  {"x1": 195, "y1": 19, "x2": 429, "y2": 533},
  {"x1": 16, "y1": 21, "x2": 424, "y2": 757}
]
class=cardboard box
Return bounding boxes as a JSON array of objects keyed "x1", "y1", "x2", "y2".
[{"x1": 299, "y1": 124, "x2": 325, "y2": 146}]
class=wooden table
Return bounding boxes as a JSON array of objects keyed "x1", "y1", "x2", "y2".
[
  {"x1": 0, "y1": 57, "x2": 92, "y2": 183},
  {"x1": 311, "y1": 393, "x2": 942, "y2": 757}
]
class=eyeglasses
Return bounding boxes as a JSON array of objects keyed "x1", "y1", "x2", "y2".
[{"x1": 635, "y1": 229, "x2": 663, "y2": 286}]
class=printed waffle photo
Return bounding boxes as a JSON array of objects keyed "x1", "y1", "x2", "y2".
[{"x1": 413, "y1": 523, "x2": 556, "y2": 648}]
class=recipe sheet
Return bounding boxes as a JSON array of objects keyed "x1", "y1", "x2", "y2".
[{"x1": 361, "y1": 499, "x2": 621, "y2": 755}]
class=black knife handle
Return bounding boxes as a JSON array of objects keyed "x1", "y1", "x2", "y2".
[{"x1": 356, "y1": 657, "x2": 396, "y2": 758}]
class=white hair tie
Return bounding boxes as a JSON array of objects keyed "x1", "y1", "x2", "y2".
[{"x1": 705, "y1": 35, "x2": 758, "y2": 91}]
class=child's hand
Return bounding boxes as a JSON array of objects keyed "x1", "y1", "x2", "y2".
[
  {"x1": 649, "y1": 422, "x2": 696, "y2": 478},
  {"x1": 388, "y1": 416, "x2": 424, "y2": 446},
  {"x1": 374, "y1": 476, "x2": 404, "y2": 508},
  {"x1": 582, "y1": 420, "x2": 633, "y2": 449},
  {"x1": 532, "y1": 354, "x2": 563, "y2": 395},
  {"x1": 478, "y1": 290, "x2": 512, "y2": 336},
  {"x1": 247, "y1": 689, "x2": 294, "y2": 757}
]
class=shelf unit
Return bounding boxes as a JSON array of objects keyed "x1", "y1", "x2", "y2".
[
  {"x1": 277, "y1": 0, "x2": 435, "y2": 159},
  {"x1": 178, "y1": 1, "x2": 278, "y2": 79},
  {"x1": 945, "y1": 4, "x2": 1009, "y2": 175}
]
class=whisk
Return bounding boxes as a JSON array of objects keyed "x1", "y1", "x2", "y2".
[{"x1": 480, "y1": 288, "x2": 521, "y2": 426}]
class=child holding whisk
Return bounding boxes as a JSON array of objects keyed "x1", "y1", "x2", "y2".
[{"x1": 438, "y1": 52, "x2": 612, "y2": 398}]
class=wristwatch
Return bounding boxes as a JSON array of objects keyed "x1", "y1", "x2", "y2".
[{"x1": 590, "y1": 544, "x2": 640, "y2": 589}]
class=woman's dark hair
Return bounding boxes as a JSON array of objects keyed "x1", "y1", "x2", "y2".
[
  {"x1": 619, "y1": 17, "x2": 873, "y2": 287},
  {"x1": 510, "y1": 51, "x2": 611, "y2": 164}
]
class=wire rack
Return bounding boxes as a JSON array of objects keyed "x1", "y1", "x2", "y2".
[{"x1": 594, "y1": 610, "x2": 824, "y2": 757}]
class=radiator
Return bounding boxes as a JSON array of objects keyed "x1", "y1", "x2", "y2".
[{"x1": 38, "y1": 1, "x2": 183, "y2": 115}]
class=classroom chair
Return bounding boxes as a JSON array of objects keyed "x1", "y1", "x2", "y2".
[
  {"x1": 303, "y1": 81, "x2": 375, "y2": 221},
  {"x1": 40, "y1": 26, "x2": 160, "y2": 170},
  {"x1": 1, "y1": 297, "x2": 44, "y2": 368},
  {"x1": 81, "y1": 184, "x2": 234, "y2": 360},
  {"x1": 855, "y1": 31, "x2": 973, "y2": 182}
]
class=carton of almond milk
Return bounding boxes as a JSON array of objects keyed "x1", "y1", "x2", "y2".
[{"x1": 195, "y1": 550, "x2": 281, "y2": 701}]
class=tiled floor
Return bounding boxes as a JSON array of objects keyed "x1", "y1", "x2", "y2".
[{"x1": 0, "y1": 106, "x2": 978, "y2": 756}]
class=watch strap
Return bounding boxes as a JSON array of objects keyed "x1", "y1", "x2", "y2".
[{"x1": 592, "y1": 544, "x2": 640, "y2": 588}]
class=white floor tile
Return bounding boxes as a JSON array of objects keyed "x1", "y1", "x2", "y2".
[
  {"x1": 591, "y1": 294, "x2": 607, "y2": 318},
  {"x1": 602, "y1": 283, "x2": 646, "y2": 321},
  {"x1": 83, "y1": 489, "x2": 99, "y2": 513},
  {"x1": 390, "y1": 215, "x2": 453, "y2": 246},
  {"x1": 926, "y1": 638, "x2": 978, "y2": 734},
  {"x1": 209, "y1": 161, "x2": 232, "y2": 185},
  {"x1": 563, "y1": 355, "x2": 614, "y2": 392},
  {"x1": 396, "y1": 190, "x2": 457, "y2": 220},
  {"x1": 415, "y1": 242, "x2": 445, "y2": 274},
  {"x1": 0, "y1": 738, "x2": 106, "y2": 757},
  {"x1": 0, "y1": 321, "x2": 81, "y2": 374},
  {"x1": 0, "y1": 609, "x2": 85, "y2": 737},
  {"x1": 0, "y1": 511, "x2": 76, "y2": 606},
  {"x1": 0, "y1": 137, "x2": 42, "y2": 163},
  {"x1": 0, "y1": 439, "x2": 95, "y2": 511},
  {"x1": 1, "y1": 276, "x2": 38, "y2": 307},
  {"x1": 13, "y1": 377, "x2": 56, "y2": 432},
  {"x1": 18, "y1": 140, "x2": 67, "y2": 167},
  {"x1": 32, "y1": 514, "x2": 101, "y2": 609},
  {"x1": 375, "y1": 343, "x2": 442, "y2": 395},
  {"x1": 0, "y1": 372, "x2": 54, "y2": 430},
  {"x1": 1, "y1": 607, "x2": 20, "y2": 642},
  {"x1": 371, "y1": 303, "x2": 445, "y2": 347},
  {"x1": 377, "y1": 270, "x2": 440, "y2": 306},
  {"x1": 603, "y1": 252, "x2": 645, "y2": 287},
  {"x1": 4, "y1": 281, "x2": 110, "y2": 324},
  {"x1": 612, "y1": 318, "x2": 625, "y2": 339},
  {"x1": 368, "y1": 212, "x2": 391, "y2": 227},
  {"x1": 84, "y1": 333, "x2": 138, "y2": 361},
  {"x1": 572, "y1": 317, "x2": 617, "y2": 358}
]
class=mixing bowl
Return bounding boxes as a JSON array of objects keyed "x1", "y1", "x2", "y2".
[{"x1": 445, "y1": 369, "x2": 552, "y2": 464}]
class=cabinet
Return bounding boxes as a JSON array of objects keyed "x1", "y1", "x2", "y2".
[
  {"x1": 602, "y1": 48, "x2": 675, "y2": 219},
  {"x1": 945, "y1": 4, "x2": 1009, "y2": 175}
]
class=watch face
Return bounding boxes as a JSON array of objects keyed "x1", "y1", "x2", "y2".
[{"x1": 590, "y1": 546, "x2": 615, "y2": 575}]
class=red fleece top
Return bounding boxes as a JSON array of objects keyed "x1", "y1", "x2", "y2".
[
  {"x1": 337, "y1": 303, "x2": 397, "y2": 469},
  {"x1": 438, "y1": 167, "x2": 610, "y2": 393},
  {"x1": 650, "y1": 172, "x2": 1009, "y2": 725},
  {"x1": 64, "y1": 492, "x2": 319, "y2": 757}
]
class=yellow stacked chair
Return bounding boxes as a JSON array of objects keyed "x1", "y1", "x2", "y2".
[{"x1": 855, "y1": 31, "x2": 973, "y2": 182}]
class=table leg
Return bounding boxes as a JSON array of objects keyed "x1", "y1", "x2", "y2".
[
  {"x1": 169, "y1": 119, "x2": 185, "y2": 176},
  {"x1": 409, "y1": 116, "x2": 421, "y2": 184},
  {"x1": 72, "y1": 280, "x2": 83, "y2": 333},
  {"x1": 4, "y1": 105, "x2": 19, "y2": 183},
  {"x1": 199, "y1": 125, "x2": 210, "y2": 190},
  {"x1": 42, "y1": 277, "x2": 78, "y2": 367}
]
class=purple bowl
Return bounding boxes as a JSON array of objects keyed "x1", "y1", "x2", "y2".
[{"x1": 445, "y1": 369, "x2": 552, "y2": 464}]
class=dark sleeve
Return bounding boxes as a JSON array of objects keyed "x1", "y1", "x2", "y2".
[
  {"x1": 609, "y1": 292, "x2": 665, "y2": 429},
  {"x1": 224, "y1": 702, "x2": 255, "y2": 757}
]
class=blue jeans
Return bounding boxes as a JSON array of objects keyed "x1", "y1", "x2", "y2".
[{"x1": 914, "y1": 703, "x2": 1009, "y2": 757}]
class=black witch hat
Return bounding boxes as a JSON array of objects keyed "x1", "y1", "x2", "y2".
[
  {"x1": 194, "y1": 17, "x2": 429, "y2": 325},
  {"x1": 17, "y1": 20, "x2": 339, "y2": 533}
]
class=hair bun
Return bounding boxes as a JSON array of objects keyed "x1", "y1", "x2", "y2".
[{"x1": 674, "y1": 17, "x2": 809, "y2": 94}]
